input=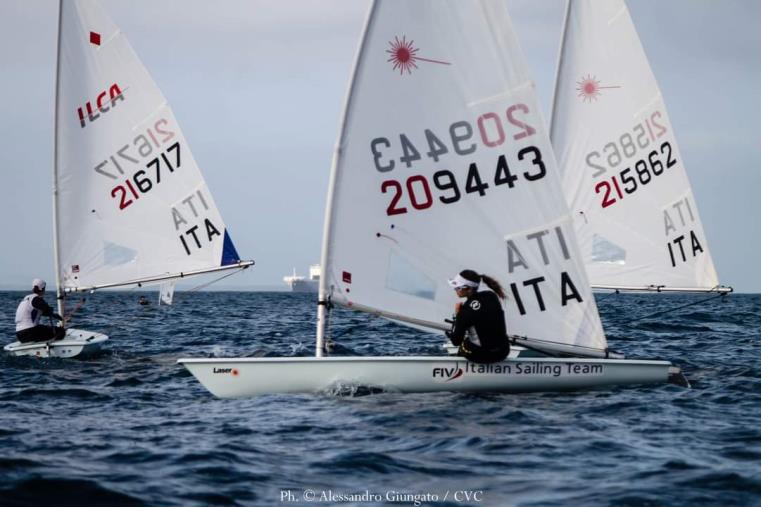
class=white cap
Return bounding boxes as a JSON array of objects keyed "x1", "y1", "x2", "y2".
[
  {"x1": 32, "y1": 278, "x2": 46, "y2": 291},
  {"x1": 448, "y1": 274, "x2": 479, "y2": 290}
]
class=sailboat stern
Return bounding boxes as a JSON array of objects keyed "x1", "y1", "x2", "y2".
[{"x1": 667, "y1": 365, "x2": 691, "y2": 388}]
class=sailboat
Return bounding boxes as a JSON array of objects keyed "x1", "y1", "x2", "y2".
[
  {"x1": 179, "y1": 0, "x2": 680, "y2": 398},
  {"x1": 549, "y1": 0, "x2": 731, "y2": 295},
  {"x1": 5, "y1": 0, "x2": 253, "y2": 358}
]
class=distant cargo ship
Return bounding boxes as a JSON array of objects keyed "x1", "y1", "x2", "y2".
[{"x1": 283, "y1": 264, "x2": 320, "y2": 293}]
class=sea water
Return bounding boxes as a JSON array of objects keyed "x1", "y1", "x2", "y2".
[{"x1": 0, "y1": 291, "x2": 759, "y2": 506}]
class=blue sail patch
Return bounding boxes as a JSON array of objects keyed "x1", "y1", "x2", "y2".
[{"x1": 220, "y1": 230, "x2": 241, "y2": 266}]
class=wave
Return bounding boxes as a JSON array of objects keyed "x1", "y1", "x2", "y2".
[{"x1": 0, "y1": 477, "x2": 146, "y2": 507}]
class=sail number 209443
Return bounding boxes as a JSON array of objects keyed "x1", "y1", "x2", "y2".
[
  {"x1": 382, "y1": 147, "x2": 546, "y2": 216},
  {"x1": 371, "y1": 103, "x2": 544, "y2": 216},
  {"x1": 370, "y1": 104, "x2": 535, "y2": 173}
]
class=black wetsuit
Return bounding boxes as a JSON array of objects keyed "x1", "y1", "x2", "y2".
[
  {"x1": 16, "y1": 296, "x2": 64, "y2": 343},
  {"x1": 447, "y1": 290, "x2": 509, "y2": 363}
]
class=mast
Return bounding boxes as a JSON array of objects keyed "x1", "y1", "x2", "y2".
[
  {"x1": 549, "y1": 0, "x2": 571, "y2": 142},
  {"x1": 52, "y1": 0, "x2": 65, "y2": 320},
  {"x1": 315, "y1": 0, "x2": 378, "y2": 358}
]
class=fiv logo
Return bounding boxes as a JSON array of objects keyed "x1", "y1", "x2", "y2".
[{"x1": 432, "y1": 364, "x2": 464, "y2": 382}]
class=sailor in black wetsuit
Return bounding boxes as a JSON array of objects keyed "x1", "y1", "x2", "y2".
[
  {"x1": 446, "y1": 270, "x2": 510, "y2": 363},
  {"x1": 14, "y1": 279, "x2": 65, "y2": 343}
]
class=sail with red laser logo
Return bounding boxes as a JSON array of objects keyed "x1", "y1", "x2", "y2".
[
  {"x1": 550, "y1": 0, "x2": 730, "y2": 294},
  {"x1": 5, "y1": 0, "x2": 253, "y2": 359},
  {"x1": 317, "y1": 0, "x2": 606, "y2": 355}
]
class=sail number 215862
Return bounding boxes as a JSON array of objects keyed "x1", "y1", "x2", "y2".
[
  {"x1": 594, "y1": 141, "x2": 677, "y2": 209},
  {"x1": 586, "y1": 109, "x2": 678, "y2": 209}
]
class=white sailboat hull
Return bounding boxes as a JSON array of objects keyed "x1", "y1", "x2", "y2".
[
  {"x1": 178, "y1": 356, "x2": 673, "y2": 398},
  {"x1": 4, "y1": 328, "x2": 109, "y2": 359}
]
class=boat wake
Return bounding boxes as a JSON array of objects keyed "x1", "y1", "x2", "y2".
[{"x1": 321, "y1": 382, "x2": 395, "y2": 397}]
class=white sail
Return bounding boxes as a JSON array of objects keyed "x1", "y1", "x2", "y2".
[
  {"x1": 320, "y1": 0, "x2": 606, "y2": 353},
  {"x1": 550, "y1": 0, "x2": 722, "y2": 292},
  {"x1": 55, "y1": 0, "x2": 246, "y2": 292},
  {"x1": 159, "y1": 281, "x2": 175, "y2": 305}
]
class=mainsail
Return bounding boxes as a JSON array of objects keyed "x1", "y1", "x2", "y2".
[
  {"x1": 550, "y1": 0, "x2": 725, "y2": 293},
  {"x1": 318, "y1": 0, "x2": 606, "y2": 356},
  {"x1": 54, "y1": 0, "x2": 250, "y2": 294}
]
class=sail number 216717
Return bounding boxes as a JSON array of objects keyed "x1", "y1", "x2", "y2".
[{"x1": 111, "y1": 142, "x2": 181, "y2": 211}]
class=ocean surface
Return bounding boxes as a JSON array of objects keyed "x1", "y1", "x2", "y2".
[{"x1": 0, "y1": 290, "x2": 759, "y2": 507}]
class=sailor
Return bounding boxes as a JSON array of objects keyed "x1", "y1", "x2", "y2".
[
  {"x1": 446, "y1": 270, "x2": 510, "y2": 363},
  {"x1": 14, "y1": 278, "x2": 65, "y2": 343},
  {"x1": 138, "y1": 296, "x2": 150, "y2": 306}
]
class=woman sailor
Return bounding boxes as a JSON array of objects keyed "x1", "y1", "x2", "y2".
[{"x1": 446, "y1": 270, "x2": 510, "y2": 363}]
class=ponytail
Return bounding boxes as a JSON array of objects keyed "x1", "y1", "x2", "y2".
[{"x1": 480, "y1": 274, "x2": 506, "y2": 300}]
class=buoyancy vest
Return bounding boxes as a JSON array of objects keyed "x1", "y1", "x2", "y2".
[{"x1": 15, "y1": 294, "x2": 43, "y2": 332}]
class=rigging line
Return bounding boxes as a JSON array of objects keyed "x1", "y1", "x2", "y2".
[
  {"x1": 186, "y1": 268, "x2": 245, "y2": 293},
  {"x1": 324, "y1": 295, "x2": 338, "y2": 354},
  {"x1": 595, "y1": 289, "x2": 620, "y2": 303},
  {"x1": 62, "y1": 297, "x2": 87, "y2": 323},
  {"x1": 511, "y1": 334, "x2": 609, "y2": 353},
  {"x1": 627, "y1": 291, "x2": 727, "y2": 323},
  {"x1": 508, "y1": 336, "x2": 559, "y2": 357}
]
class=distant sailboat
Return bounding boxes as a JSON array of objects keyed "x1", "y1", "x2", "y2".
[
  {"x1": 180, "y1": 0, "x2": 680, "y2": 398},
  {"x1": 550, "y1": 0, "x2": 731, "y2": 295},
  {"x1": 5, "y1": 0, "x2": 253, "y2": 358},
  {"x1": 159, "y1": 281, "x2": 176, "y2": 305}
]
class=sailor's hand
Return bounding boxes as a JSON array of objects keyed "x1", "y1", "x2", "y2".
[{"x1": 455, "y1": 302, "x2": 462, "y2": 313}]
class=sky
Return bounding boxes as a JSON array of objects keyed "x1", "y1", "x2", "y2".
[{"x1": 0, "y1": 0, "x2": 759, "y2": 292}]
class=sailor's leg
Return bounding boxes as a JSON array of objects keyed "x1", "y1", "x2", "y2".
[
  {"x1": 16, "y1": 326, "x2": 53, "y2": 343},
  {"x1": 52, "y1": 326, "x2": 65, "y2": 341}
]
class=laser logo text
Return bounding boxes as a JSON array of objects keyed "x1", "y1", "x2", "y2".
[{"x1": 77, "y1": 83, "x2": 125, "y2": 128}]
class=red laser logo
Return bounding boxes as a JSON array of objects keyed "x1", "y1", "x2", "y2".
[
  {"x1": 386, "y1": 36, "x2": 450, "y2": 75},
  {"x1": 577, "y1": 74, "x2": 621, "y2": 102}
]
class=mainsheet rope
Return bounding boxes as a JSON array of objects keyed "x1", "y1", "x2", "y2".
[{"x1": 185, "y1": 267, "x2": 246, "y2": 293}]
